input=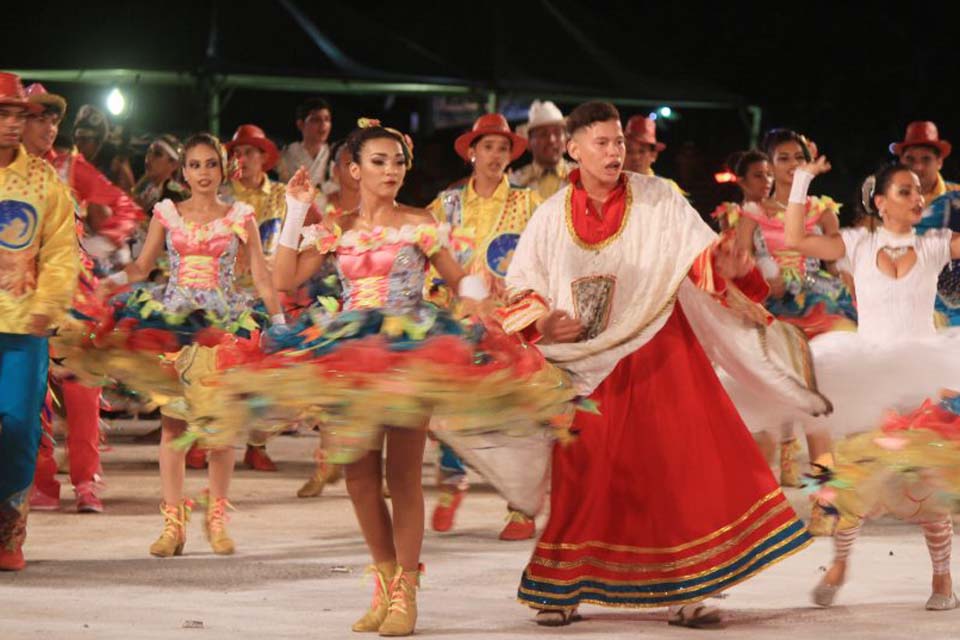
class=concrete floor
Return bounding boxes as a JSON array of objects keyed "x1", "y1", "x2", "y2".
[{"x1": 2, "y1": 429, "x2": 958, "y2": 640}]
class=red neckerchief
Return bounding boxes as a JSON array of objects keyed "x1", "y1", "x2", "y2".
[{"x1": 568, "y1": 168, "x2": 628, "y2": 245}]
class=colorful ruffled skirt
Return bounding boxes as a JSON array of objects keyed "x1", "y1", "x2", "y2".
[
  {"x1": 189, "y1": 302, "x2": 579, "y2": 464},
  {"x1": 765, "y1": 269, "x2": 857, "y2": 338},
  {"x1": 812, "y1": 395, "x2": 960, "y2": 529},
  {"x1": 52, "y1": 284, "x2": 265, "y2": 410}
]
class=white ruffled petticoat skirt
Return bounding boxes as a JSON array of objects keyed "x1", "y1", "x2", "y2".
[{"x1": 722, "y1": 328, "x2": 960, "y2": 436}]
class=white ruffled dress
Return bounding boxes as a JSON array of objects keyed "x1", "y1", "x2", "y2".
[{"x1": 724, "y1": 227, "x2": 960, "y2": 435}]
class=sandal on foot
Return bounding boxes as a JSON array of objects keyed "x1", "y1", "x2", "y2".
[
  {"x1": 925, "y1": 592, "x2": 959, "y2": 611},
  {"x1": 534, "y1": 608, "x2": 580, "y2": 627},
  {"x1": 668, "y1": 603, "x2": 722, "y2": 628}
]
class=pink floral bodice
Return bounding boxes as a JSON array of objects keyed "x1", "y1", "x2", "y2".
[
  {"x1": 300, "y1": 222, "x2": 451, "y2": 311},
  {"x1": 152, "y1": 199, "x2": 255, "y2": 316}
]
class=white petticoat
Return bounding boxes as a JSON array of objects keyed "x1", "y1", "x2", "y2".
[{"x1": 723, "y1": 328, "x2": 960, "y2": 436}]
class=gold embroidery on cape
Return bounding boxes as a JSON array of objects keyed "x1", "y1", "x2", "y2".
[{"x1": 564, "y1": 182, "x2": 634, "y2": 251}]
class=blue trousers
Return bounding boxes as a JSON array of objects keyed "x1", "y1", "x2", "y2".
[
  {"x1": 438, "y1": 442, "x2": 468, "y2": 488},
  {"x1": 0, "y1": 333, "x2": 49, "y2": 508}
]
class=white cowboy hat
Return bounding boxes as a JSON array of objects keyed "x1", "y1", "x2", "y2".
[{"x1": 517, "y1": 100, "x2": 565, "y2": 138}]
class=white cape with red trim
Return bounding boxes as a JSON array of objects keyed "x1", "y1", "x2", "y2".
[{"x1": 505, "y1": 172, "x2": 830, "y2": 416}]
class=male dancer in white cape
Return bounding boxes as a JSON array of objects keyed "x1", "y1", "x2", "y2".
[{"x1": 497, "y1": 101, "x2": 830, "y2": 628}]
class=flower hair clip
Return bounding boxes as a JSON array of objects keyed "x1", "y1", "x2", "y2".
[{"x1": 356, "y1": 117, "x2": 414, "y2": 169}]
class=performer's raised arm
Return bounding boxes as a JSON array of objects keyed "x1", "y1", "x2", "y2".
[
  {"x1": 274, "y1": 168, "x2": 326, "y2": 293},
  {"x1": 783, "y1": 156, "x2": 845, "y2": 261}
]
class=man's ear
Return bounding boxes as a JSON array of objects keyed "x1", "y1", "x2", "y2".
[{"x1": 567, "y1": 136, "x2": 580, "y2": 163}]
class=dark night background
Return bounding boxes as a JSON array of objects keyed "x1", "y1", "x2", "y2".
[{"x1": 3, "y1": 0, "x2": 958, "y2": 222}]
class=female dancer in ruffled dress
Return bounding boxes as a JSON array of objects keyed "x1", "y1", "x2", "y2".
[
  {"x1": 275, "y1": 124, "x2": 470, "y2": 636},
  {"x1": 260, "y1": 122, "x2": 569, "y2": 636},
  {"x1": 70, "y1": 134, "x2": 284, "y2": 557},
  {"x1": 766, "y1": 159, "x2": 960, "y2": 609},
  {"x1": 724, "y1": 133, "x2": 856, "y2": 508}
]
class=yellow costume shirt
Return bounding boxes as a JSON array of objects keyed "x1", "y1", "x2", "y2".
[
  {"x1": 509, "y1": 158, "x2": 575, "y2": 200},
  {"x1": 427, "y1": 175, "x2": 541, "y2": 305},
  {"x1": 224, "y1": 176, "x2": 286, "y2": 258},
  {"x1": 0, "y1": 146, "x2": 79, "y2": 333}
]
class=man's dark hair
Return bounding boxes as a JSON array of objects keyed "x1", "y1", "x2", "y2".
[
  {"x1": 296, "y1": 98, "x2": 332, "y2": 122},
  {"x1": 566, "y1": 101, "x2": 620, "y2": 137},
  {"x1": 902, "y1": 143, "x2": 943, "y2": 158}
]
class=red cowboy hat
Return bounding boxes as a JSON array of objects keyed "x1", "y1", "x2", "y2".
[
  {"x1": 225, "y1": 124, "x2": 280, "y2": 171},
  {"x1": 454, "y1": 113, "x2": 527, "y2": 162},
  {"x1": 0, "y1": 72, "x2": 42, "y2": 114},
  {"x1": 625, "y1": 115, "x2": 666, "y2": 151},
  {"x1": 25, "y1": 83, "x2": 67, "y2": 120},
  {"x1": 890, "y1": 121, "x2": 951, "y2": 159}
]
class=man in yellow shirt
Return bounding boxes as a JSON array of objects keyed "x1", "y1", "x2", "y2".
[
  {"x1": 222, "y1": 123, "x2": 287, "y2": 471},
  {"x1": 223, "y1": 124, "x2": 286, "y2": 259},
  {"x1": 0, "y1": 72, "x2": 79, "y2": 571},
  {"x1": 428, "y1": 114, "x2": 544, "y2": 541},
  {"x1": 510, "y1": 100, "x2": 575, "y2": 199}
]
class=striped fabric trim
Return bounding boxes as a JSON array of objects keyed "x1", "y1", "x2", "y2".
[{"x1": 518, "y1": 518, "x2": 811, "y2": 609}]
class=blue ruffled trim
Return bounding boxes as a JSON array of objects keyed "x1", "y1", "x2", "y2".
[
  {"x1": 69, "y1": 289, "x2": 268, "y2": 346},
  {"x1": 265, "y1": 303, "x2": 483, "y2": 357},
  {"x1": 766, "y1": 288, "x2": 858, "y2": 323}
]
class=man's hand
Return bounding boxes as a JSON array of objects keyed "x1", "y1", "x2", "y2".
[
  {"x1": 766, "y1": 275, "x2": 787, "y2": 299},
  {"x1": 715, "y1": 234, "x2": 755, "y2": 280},
  {"x1": 536, "y1": 310, "x2": 583, "y2": 344},
  {"x1": 28, "y1": 313, "x2": 51, "y2": 336}
]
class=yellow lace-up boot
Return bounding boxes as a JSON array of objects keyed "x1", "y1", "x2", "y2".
[
  {"x1": 149, "y1": 500, "x2": 190, "y2": 557},
  {"x1": 352, "y1": 560, "x2": 397, "y2": 632},
  {"x1": 378, "y1": 564, "x2": 422, "y2": 637},
  {"x1": 202, "y1": 495, "x2": 235, "y2": 555},
  {"x1": 779, "y1": 438, "x2": 803, "y2": 487}
]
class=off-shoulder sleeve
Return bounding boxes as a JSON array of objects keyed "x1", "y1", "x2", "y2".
[
  {"x1": 807, "y1": 195, "x2": 841, "y2": 223},
  {"x1": 152, "y1": 199, "x2": 181, "y2": 231},
  {"x1": 225, "y1": 203, "x2": 256, "y2": 243},
  {"x1": 300, "y1": 222, "x2": 342, "y2": 254},
  {"x1": 412, "y1": 222, "x2": 451, "y2": 258}
]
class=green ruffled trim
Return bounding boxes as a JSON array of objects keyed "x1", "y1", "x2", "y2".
[{"x1": 127, "y1": 288, "x2": 261, "y2": 334}]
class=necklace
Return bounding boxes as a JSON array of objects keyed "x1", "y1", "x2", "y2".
[
  {"x1": 877, "y1": 227, "x2": 916, "y2": 261},
  {"x1": 880, "y1": 246, "x2": 911, "y2": 260}
]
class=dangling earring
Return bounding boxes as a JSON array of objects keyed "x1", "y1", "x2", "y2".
[{"x1": 470, "y1": 156, "x2": 476, "y2": 164}]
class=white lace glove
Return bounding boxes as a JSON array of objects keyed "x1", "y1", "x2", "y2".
[
  {"x1": 457, "y1": 274, "x2": 489, "y2": 301},
  {"x1": 278, "y1": 195, "x2": 311, "y2": 250},
  {"x1": 81, "y1": 234, "x2": 117, "y2": 259}
]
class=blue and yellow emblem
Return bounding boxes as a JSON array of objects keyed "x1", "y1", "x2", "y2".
[
  {"x1": 0, "y1": 200, "x2": 38, "y2": 251},
  {"x1": 485, "y1": 232, "x2": 520, "y2": 278}
]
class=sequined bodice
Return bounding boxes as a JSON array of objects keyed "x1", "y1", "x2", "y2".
[
  {"x1": 165, "y1": 225, "x2": 241, "y2": 294},
  {"x1": 152, "y1": 199, "x2": 255, "y2": 318},
  {"x1": 299, "y1": 221, "x2": 452, "y2": 313},
  {"x1": 337, "y1": 242, "x2": 427, "y2": 312}
]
